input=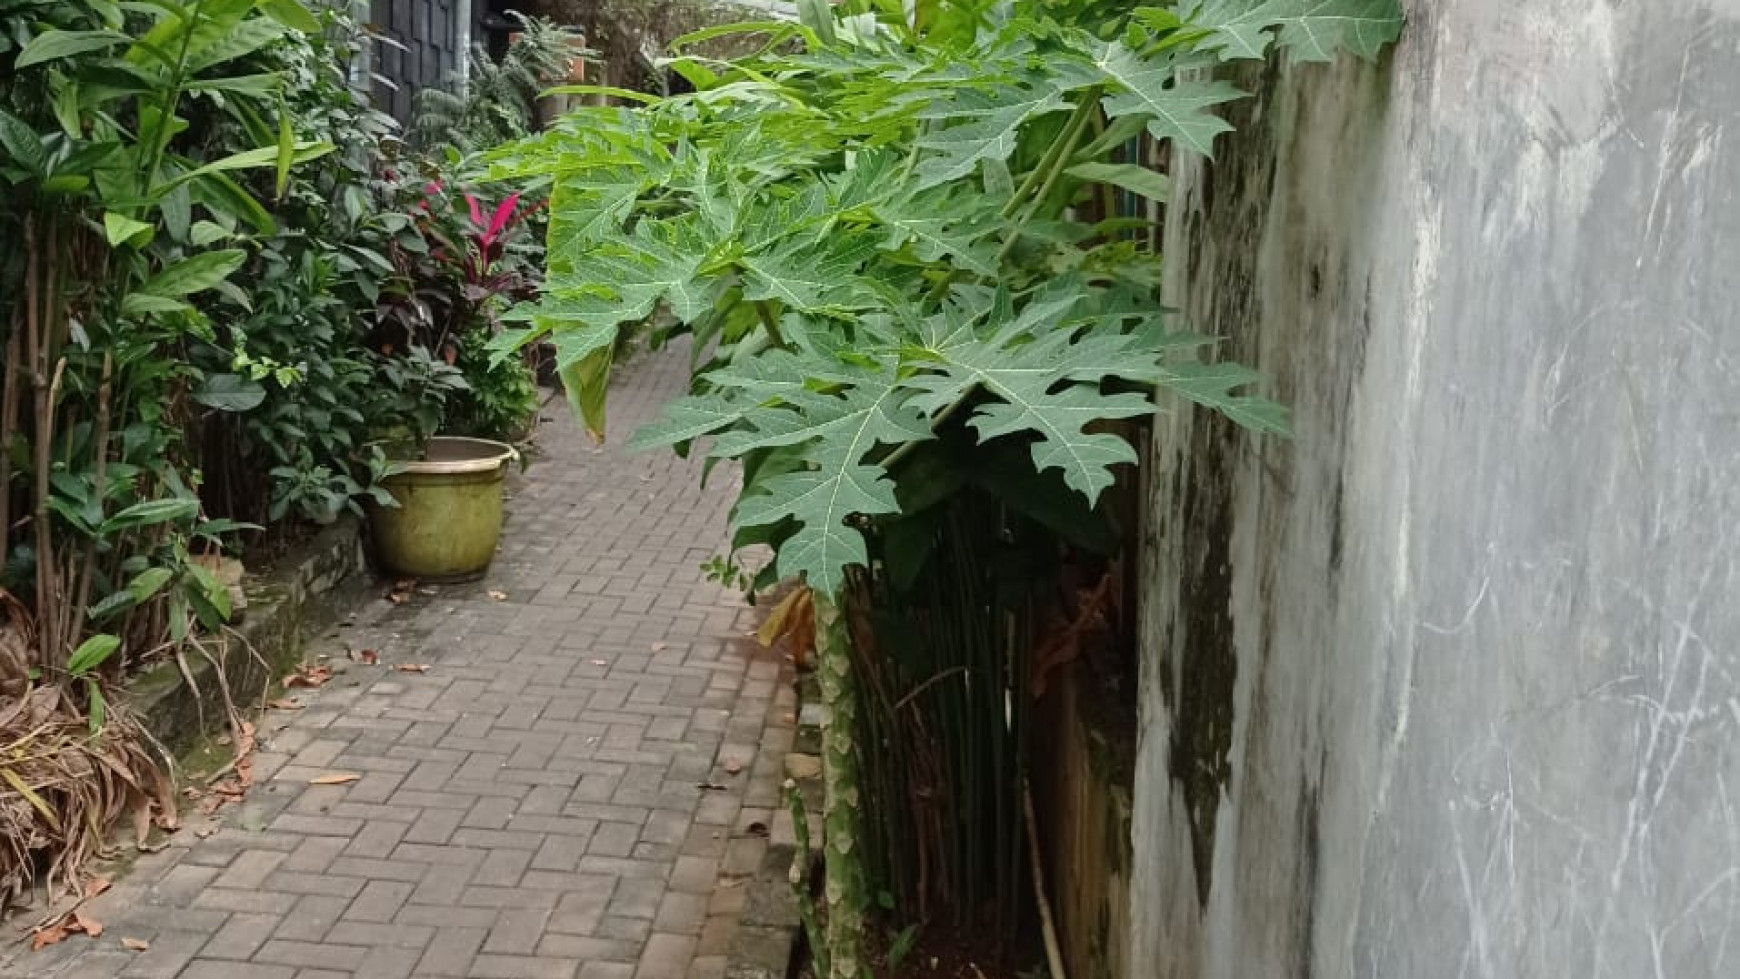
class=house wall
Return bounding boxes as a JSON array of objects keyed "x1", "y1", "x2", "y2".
[{"x1": 1131, "y1": 2, "x2": 1740, "y2": 977}]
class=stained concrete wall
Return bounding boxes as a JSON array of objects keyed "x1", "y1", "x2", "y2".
[{"x1": 1132, "y1": 3, "x2": 1740, "y2": 977}]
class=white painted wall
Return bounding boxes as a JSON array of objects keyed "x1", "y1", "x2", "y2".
[{"x1": 1132, "y1": 3, "x2": 1740, "y2": 977}]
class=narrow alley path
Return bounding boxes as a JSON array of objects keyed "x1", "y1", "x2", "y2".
[{"x1": 19, "y1": 347, "x2": 791, "y2": 979}]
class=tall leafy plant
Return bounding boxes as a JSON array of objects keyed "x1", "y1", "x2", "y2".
[
  {"x1": 493, "y1": 0, "x2": 1400, "y2": 973},
  {"x1": 0, "y1": 0, "x2": 333, "y2": 896}
]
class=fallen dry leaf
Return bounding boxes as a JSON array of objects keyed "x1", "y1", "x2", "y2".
[
  {"x1": 283, "y1": 663, "x2": 333, "y2": 689},
  {"x1": 32, "y1": 922, "x2": 68, "y2": 950},
  {"x1": 487, "y1": 589, "x2": 508, "y2": 601},
  {"x1": 73, "y1": 911, "x2": 102, "y2": 938},
  {"x1": 723, "y1": 759, "x2": 743, "y2": 775},
  {"x1": 121, "y1": 937, "x2": 149, "y2": 952},
  {"x1": 395, "y1": 663, "x2": 430, "y2": 673},
  {"x1": 309, "y1": 773, "x2": 361, "y2": 785},
  {"x1": 358, "y1": 649, "x2": 379, "y2": 664},
  {"x1": 266, "y1": 698, "x2": 303, "y2": 710},
  {"x1": 84, "y1": 877, "x2": 111, "y2": 900}
]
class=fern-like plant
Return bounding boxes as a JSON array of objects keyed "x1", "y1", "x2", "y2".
[
  {"x1": 491, "y1": 0, "x2": 1401, "y2": 974},
  {"x1": 411, "y1": 13, "x2": 584, "y2": 154}
]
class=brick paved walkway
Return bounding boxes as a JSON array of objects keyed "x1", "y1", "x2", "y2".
[{"x1": 16, "y1": 348, "x2": 791, "y2": 979}]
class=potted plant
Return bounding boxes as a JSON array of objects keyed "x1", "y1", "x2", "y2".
[{"x1": 364, "y1": 179, "x2": 541, "y2": 580}]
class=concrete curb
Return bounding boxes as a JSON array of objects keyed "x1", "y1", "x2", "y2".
[
  {"x1": 728, "y1": 671, "x2": 825, "y2": 979},
  {"x1": 127, "y1": 516, "x2": 370, "y2": 760}
]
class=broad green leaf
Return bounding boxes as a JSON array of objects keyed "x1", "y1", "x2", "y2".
[
  {"x1": 258, "y1": 0, "x2": 321, "y2": 33},
  {"x1": 738, "y1": 235, "x2": 878, "y2": 313},
  {"x1": 870, "y1": 186, "x2": 1001, "y2": 277},
  {"x1": 274, "y1": 102, "x2": 293, "y2": 198},
  {"x1": 914, "y1": 83, "x2": 1069, "y2": 188},
  {"x1": 103, "y1": 212, "x2": 154, "y2": 247},
  {"x1": 1064, "y1": 162, "x2": 1170, "y2": 202},
  {"x1": 553, "y1": 323, "x2": 620, "y2": 440},
  {"x1": 140, "y1": 249, "x2": 245, "y2": 296},
  {"x1": 192, "y1": 372, "x2": 267, "y2": 411},
  {"x1": 168, "y1": 140, "x2": 332, "y2": 188},
  {"x1": 1089, "y1": 41, "x2": 1243, "y2": 156},
  {"x1": 99, "y1": 497, "x2": 199, "y2": 533},
  {"x1": 126, "y1": 567, "x2": 174, "y2": 602},
  {"x1": 724, "y1": 381, "x2": 932, "y2": 594},
  {"x1": 565, "y1": 219, "x2": 717, "y2": 324},
  {"x1": 1155, "y1": 361, "x2": 1292, "y2": 434},
  {"x1": 184, "y1": 73, "x2": 283, "y2": 97},
  {"x1": 120, "y1": 293, "x2": 191, "y2": 316},
  {"x1": 88, "y1": 680, "x2": 106, "y2": 736},
  {"x1": 0, "y1": 111, "x2": 49, "y2": 178},
  {"x1": 907, "y1": 326, "x2": 1161, "y2": 502},
  {"x1": 15, "y1": 29, "x2": 133, "y2": 67},
  {"x1": 67, "y1": 634, "x2": 122, "y2": 676},
  {"x1": 1171, "y1": 0, "x2": 1404, "y2": 63}
]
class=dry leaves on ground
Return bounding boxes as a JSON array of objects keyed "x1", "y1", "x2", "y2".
[
  {"x1": 265, "y1": 698, "x2": 302, "y2": 710},
  {"x1": 487, "y1": 589, "x2": 507, "y2": 601},
  {"x1": 120, "y1": 937, "x2": 148, "y2": 951},
  {"x1": 350, "y1": 648, "x2": 379, "y2": 665},
  {"x1": 30, "y1": 877, "x2": 111, "y2": 949},
  {"x1": 309, "y1": 773, "x2": 360, "y2": 785},
  {"x1": 282, "y1": 663, "x2": 332, "y2": 689},
  {"x1": 394, "y1": 663, "x2": 429, "y2": 673}
]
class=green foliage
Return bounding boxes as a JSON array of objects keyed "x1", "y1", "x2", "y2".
[
  {"x1": 412, "y1": 15, "x2": 582, "y2": 155},
  {"x1": 495, "y1": 0, "x2": 1400, "y2": 600}
]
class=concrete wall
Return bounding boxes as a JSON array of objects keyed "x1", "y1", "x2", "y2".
[{"x1": 1131, "y1": 3, "x2": 1740, "y2": 978}]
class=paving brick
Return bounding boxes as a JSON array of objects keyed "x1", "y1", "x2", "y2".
[
  {"x1": 636, "y1": 933, "x2": 699, "y2": 979},
  {"x1": 347, "y1": 878, "x2": 415, "y2": 922},
  {"x1": 42, "y1": 353, "x2": 793, "y2": 979},
  {"x1": 199, "y1": 912, "x2": 281, "y2": 960}
]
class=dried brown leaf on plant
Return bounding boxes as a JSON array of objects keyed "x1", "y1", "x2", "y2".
[
  {"x1": 1029, "y1": 564, "x2": 1121, "y2": 697},
  {"x1": 755, "y1": 585, "x2": 815, "y2": 670},
  {"x1": 0, "y1": 673, "x2": 176, "y2": 905}
]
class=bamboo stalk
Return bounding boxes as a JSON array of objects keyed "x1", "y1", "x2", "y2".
[
  {"x1": 0, "y1": 310, "x2": 20, "y2": 548},
  {"x1": 68, "y1": 354, "x2": 114, "y2": 647},
  {"x1": 1023, "y1": 780, "x2": 1067, "y2": 979}
]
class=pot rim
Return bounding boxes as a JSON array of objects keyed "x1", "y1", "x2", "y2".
[{"x1": 391, "y1": 436, "x2": 519, "y2": 476}]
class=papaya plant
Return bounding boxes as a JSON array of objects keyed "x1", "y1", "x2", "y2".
[{"x1": 491, "y1": 0, "x2": 1401, "y2": 973}]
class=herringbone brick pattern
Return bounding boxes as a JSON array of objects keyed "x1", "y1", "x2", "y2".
[{"x1": 13, "y1": 347, "x2": 791, "y2": 978}]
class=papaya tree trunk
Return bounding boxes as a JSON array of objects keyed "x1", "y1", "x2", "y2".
[{"x1": 814, "y1": 591, "x2": 867, "y2": 979}]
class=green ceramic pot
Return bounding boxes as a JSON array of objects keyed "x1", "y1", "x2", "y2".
[{"x1": 370, "y1": 437, "x2": 517, "y2": 582}]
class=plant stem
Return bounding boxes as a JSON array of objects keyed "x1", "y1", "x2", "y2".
[
  {"x1": 753, "y1": 300, "x2": 787, "y2": 350},
  {"x1": 815, "y1": 591, "x2": 868, "y2": 979},
  {"x1": 785, "y1": 777, "x2": 829, "y2": 979},
  {"x1": 69, "y1": 354, "x2": 113, "y2": 648},
  {"x1": 996, "y1": 96, "x2": 1098, "y2": 266},
  {"x1": 145, "y1": 0, "x2": 209, "y2": 190}
]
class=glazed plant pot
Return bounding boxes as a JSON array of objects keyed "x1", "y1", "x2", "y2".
[{"x1": 370, "y1": 437, "x2": 517, "y2": 582}]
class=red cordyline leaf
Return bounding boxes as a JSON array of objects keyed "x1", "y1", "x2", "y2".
[
  {"x1": 424, "y1": 180, "x2": 441, "y2": 196},
  {"x1": 466, "y1": 193, "x2": 485, "y2": 230},
  {"x1": 486, "y1": 193, "x2": 521, "y2": 242}
]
